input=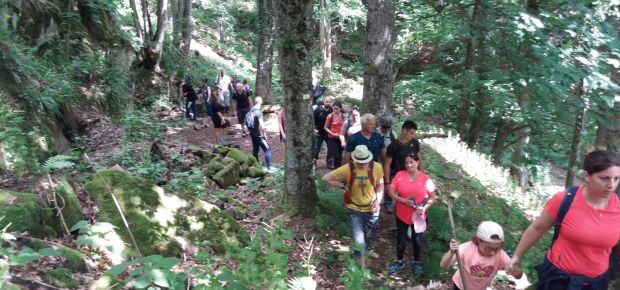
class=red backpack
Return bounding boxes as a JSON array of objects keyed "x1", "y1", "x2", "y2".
[{"x1": 343, "y1": 161, "x2": 376, "y2": 206}]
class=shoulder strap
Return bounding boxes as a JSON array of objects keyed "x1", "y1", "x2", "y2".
[
  {"x1": 347, "y1": 162, "x2": 355, "y2": 188},
  {"x1": 551, "y1": 186, "x2": 579, "y2": 244},
  {"x1": 367, "y1": 162, "x2": 375, "y2": 190}
]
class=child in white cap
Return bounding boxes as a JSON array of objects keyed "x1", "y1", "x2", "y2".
[{"x1": 439, "y1": 221, "x2": 522, "y2": 290}]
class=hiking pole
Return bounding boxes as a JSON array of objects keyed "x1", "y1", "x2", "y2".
[{"x1": 447, "y1": 195, "x2": 468, "y2": 290}]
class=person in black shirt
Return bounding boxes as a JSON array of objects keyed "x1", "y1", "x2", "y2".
[
  {"x1": 232, "y1": 82, "x2": 253, "y2": 136},
  {"x1": 383, "y1": 120, "x2": 422, "y2": 212},
  {"x1": 249, "y1": 97, "x2": 273, "y2": 171},
  {"x1": 313, "y1": 96, "x2": 333, "y2": 164},
  {"x1": 209, "y1": 91, "x2": 226, "y2": 144},
  {"x1": 182, "y1": 81, "x2": 198, "y2": 120}
]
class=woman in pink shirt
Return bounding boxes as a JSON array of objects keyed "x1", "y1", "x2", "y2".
[
  {"x1": 440, "y1": 221, "x2": 523, "y2": 290},
  {"x1": 324, "y1": 101, "x2": 345, "y2": 168},
  {"x1": 507, "y1": 150, "x2": 620, "y2": 290}
]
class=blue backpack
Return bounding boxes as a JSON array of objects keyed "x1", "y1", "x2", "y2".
[{"x1": 245, "y1": 109, "x2": 256, "y2": 129}]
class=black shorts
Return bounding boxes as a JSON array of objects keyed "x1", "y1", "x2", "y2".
[
  {"x1": 212, "y1": 117, "x2": 223, "y2": 128},
  {"x1": 237, "y1": 108, "x2": 250, "y2": 124}
]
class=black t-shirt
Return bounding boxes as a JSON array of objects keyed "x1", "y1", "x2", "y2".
[
  {"x1": 182, "y1": 83, "x2": 198, "y2": 102},
  {"x1": 232, "y1": 90, "x2": 252, "y2": 110},
  {"x1": 211, "y1": 102, "x2": 225, "y2": 121},
  {"x1": 249, "y1": 107, "x2": 263, "y2": 137},
  {"x1": 313, "y1": 105, "x2": 333, "y2": 135},
  {"x1": 386, "y1": 138, "x2": 421, "y2": 180}
]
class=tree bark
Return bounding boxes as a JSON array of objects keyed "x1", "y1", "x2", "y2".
[
  {"x1": 490, "y1": 120, "x2": 511, "y2": 163},
  {"x1": 129, "y1": 0, "x2": 143, "y2": 41},
  {"x1": 565, "y1": 78, "x2": 586, "y2": 188},
  {"x1": 179, "y1": 0, "x2": 192, "y2": 56},
  {"x1": 142, "y1": 0, "x2": 168, "y2": 72},
  {"x1": 171, "y1": 0, "x2": 181, "y2": 48},
  {"x1": 319, "y1": 0, "x2": 332, "y2": 81},
  {"x1": 141, "y1": 0, "x2": 152, "y2": 40},
  {"x1": 362, "y1": 0, "x2": 395, "y2": 117},
  {"x1": 274, "y1": 0, "x2": 318, "y2": 217},
  {"x1": 255, "y1": 0, "x2": 275, "y2": 104}
]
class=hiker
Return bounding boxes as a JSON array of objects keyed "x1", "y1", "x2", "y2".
[
  {"x1": 209, "y1": 91, "x2": 226, "y2": 144},
  {"x1": 215, "y1": 69, "x2": 231, "y2": 113},
  {"x1": 343, "y1": 114, "x2": 386, "y2": 164},
  {"x1": 228, "y1": 74, "x2": 240, "y2": 96},
  {"x1": 201, "y1": 79, "x2": 212, "y2": 117},
  {"x1": 322, "y1": 145, "x2": 384, "y2": 268},
  {"x1": 324, "y1": 101, "x2": 346, "y2": 169},
  {"x1": 242, "y1": 79, "x2": 252, "y2": 95},
  {"x1": 248, "y1": 97, "x2": 273, "y2": 171},
  {"x1": 506, "y1": 150, "x2": 620, "y2": 290},
  {"x1": 311, "y1": 81, "x2": 326, "y2": 106},
  {"x1": 232, "y1": 82, "x2": 253, "y2": 136},
  {"x1": 387, "y1": 153, "x2": 437, "y2": 275},
  {"x1": 340, "y1": 107, "x2": 361, "y2": 148},
  {"x1": 383, "y1": 120, "x2": 422, "y2": 213},
  {"x1": 313, "y1": 96, "x2": 333, "y2": 166},
  {"x1": 440, "y1": 221, "x2": 523, "y2": 290},
  {"x1": 182, "y1": 80, "x2": 198, "y2": 120},
  {"x1": 377, "y1": 115, "x2": 395, "y2": 152}
]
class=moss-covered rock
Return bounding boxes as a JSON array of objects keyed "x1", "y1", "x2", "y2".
[
  {"x1": 53, "y1": 178, "x2": 85, "y2": 231},
  {"x1": 84, "y1": 169, "x2": 249, "y2": 257},
  {"x1": 248, "y1": 166, "x2": 266, "y2": 178},
  {"x1": 205, "y1": 156, "x2": 225, "y2": 177},
  {"x1": 215, "y1": 145, "x2": 230, "y2": 155},
  {"x1": 222, "y1": 156, "x2": 236, "y2": 165},
  {"x1": 43, "y1": 268, "x2": 78, "y2": 289},
  {"x1": 213, "y1": 161, "x2": 241, "y2": 188},
  {"x1": 225, "y1": 148, "x2": 258, "y2": 167},
  {"x1": 0, "y1": 190, "x2": 57, "y2": 237},
  {"x1": 26, "y1": 238, "x2": 86, "y2": 271},
  {"x1": 89, "y1": 274, "x2": 122, "y2": 290}
]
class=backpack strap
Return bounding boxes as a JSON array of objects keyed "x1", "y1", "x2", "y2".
[
  {"x1": 551, "y1": 186, "x2": 579, "y2": 244},
  {"x1": 347, "y1": 161, "x2": 356, "y2": 189},
  {"x1": 367, "y1": 162, "x2": 375, "y2": 190}
]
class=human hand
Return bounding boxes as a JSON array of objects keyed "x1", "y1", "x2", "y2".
[
  {"x1": 372, "y1": 199, "x2": 381, "y2": 213},
  {"x1": 449, "y1": 239, "x2": 459, "y2": 252},
  {"x1": 505, "y1": 257, "x2": 523, "y2": 278}
]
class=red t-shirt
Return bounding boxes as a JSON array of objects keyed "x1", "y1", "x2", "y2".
[
  {"x1": 325, "y1": 113, "x2": 344, "y2": 138},
  {"x1": 452, "y1": 241, "x2": 510, "y2": 290},
  {"x1": 391, "y1": 170, "x2": 435, "y2": 224},
  {"x1": 545, "y1": 185, "x2": 620, "y2": 277}
]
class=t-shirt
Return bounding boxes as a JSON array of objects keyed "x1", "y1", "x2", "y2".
[
  {"x1": 182, "y1": 83, "x2": 198, "y2": 102},
  {"x1": 391, "y1": 171, "x2": 435, "y2": 224},
  {"x1": 216, "y1": 74, "x2": 231, "y2": 91},
  {"x1": 211, "y1": 102, "x2": 225, "y2": 122},
  {"x1": 313, "y1": 105, "x2": 333, "y2": 135},
  {"x1": 345, "y1": 131, "x2": 385, "y2": 163},
  {"x1": 452, "y1": 241, "x2": 510, "y2": 290},
  {"x1": 248, "y1": 107, "x2": 263, "y2": 137},
  {"x1": 377, "y1": 128, "x2": 394, "y2": 150},
  {"x1": 344, "y1": 119, "x2": 361, "y2": 137},
  {"x1": 386, "y1": 138, "x2": 421, "y2": 181},
  {"x1": 330, "y1": 162, "x2": 384, "y2": 212},
  {"x1": 545, "y1": 186, "x2": 620, "y2": 278},
  {"x1": 232, "y1": 90, "x2": 252, "y2": 110},
  {"x1": 326, "y1": 113, "x2": 345, "y2": 138}
]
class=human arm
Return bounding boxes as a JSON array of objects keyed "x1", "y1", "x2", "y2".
[
  {"x1": 371, "y1": 175, "x2": 384, "y2": 213},
  {"x1": 323, "y1": 115, "x2": 336, "y2": 137},
  {"x1": 321, "y1": 170, "x2": 347, "y2": 190},
  {"x1": 439, "y1": 239, "x2": 460, "y2": 269},
  {"x1": 278, "y1": 112, "x2": 286, "y2": 140},
  {"x1": 383, "y1": 156, "x2": 392, "y2": 185},
  {"x1": 339, "y1": 120, "x2": 348, "y2": 147},
  {"x1": 506, "y1": 211, "x2": 555, "y2": 275},
  {"x1": 343, "y1": 151, "x2": 351, "y2": 165}
]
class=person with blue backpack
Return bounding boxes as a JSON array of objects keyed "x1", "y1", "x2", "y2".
[
  {"x1": 506, "y1": 150, "x2": 620, "y2": 290},
  {"x1": 246, "y1": 96, "x2": 273, "y2": 172}
]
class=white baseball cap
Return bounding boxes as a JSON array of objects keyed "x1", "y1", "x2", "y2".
[{"x1": 477, "y1": 221, "x2": 504, "y2": 243}]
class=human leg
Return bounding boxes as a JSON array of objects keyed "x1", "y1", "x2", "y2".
[
  {"x1": 251, "y1": 135, "x2": 261, "y2": 161},
  {"x1": 395, "y1": 218, "x2": 408, "y2": 261},
  {"x1": 334, "y1": 141, "x2": 343, "y2": 168},
  {"x1": 362, "y1": 211, "x2": 380, "y2": 252},
  {"x1": 346, "y1": 208, "x2": 367, "y2": 259},
  {"x1": 259, "y1": 137, "x2": 272, "y2": 169},
  {"x1": 326, "y1": 138, "x2": 338, "y2": 169}
]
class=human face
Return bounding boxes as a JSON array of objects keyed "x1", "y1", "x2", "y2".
[
  {"x1": 380, "y1": 125, "x2": 391, "y2": 134},
  {"x1": 323, "y1": 98, "x2": 332, "y2": 109},
  {"x1": 400, "y1": 128, "x2": 416, "y2": 141},
  {"x1": 404, "y1": 156, "x2": 419, "y2": 173},
  {"x1": 333, "y1": 106, "x2": 341, "y2": 114},
  {"x1": 477, "y1": 240, "x2": 503, "y2": 257},
  {"x1": 362, "y1": 118, "x2": 376, "y2": 134},
  {"x1": 351, "y1": 111, "x2": 360, "y2": 122},
  {"x1": 584, "y1": 166, "x2": 620, "y2": 198}
]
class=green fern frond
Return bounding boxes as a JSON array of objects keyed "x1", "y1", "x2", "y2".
[{"x1": 43, "y1": 154, "x2": 76, "y2": 171}]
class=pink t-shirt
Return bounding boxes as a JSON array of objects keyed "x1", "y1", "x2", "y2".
[
  {"x1": 545, "y1": 186, "x2": 620, "y2": 277},
  {"x1": 391, "y1": 171, "x2": 435, "y2": 224},
  {"x1": 452, "y1": 241, "x2": 510, "y2": 290}
]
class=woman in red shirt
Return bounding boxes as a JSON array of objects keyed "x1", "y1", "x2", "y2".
[
  {"x1": 507, "y1": 150, "x2": 620, "y2": 289},
  {"x1": 324, "y1": 101, "x2": 345, "y2": 169},
  {"x1": 387, "y1": 153, "x2": 437, "y2": 275}
]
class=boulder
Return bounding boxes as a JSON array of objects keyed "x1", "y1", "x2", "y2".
[
  {"x1": 84, "y1": 169, "x2": 249, "y2": 256},
  {"x1": 205, "y1": 156, "x2": 225, "y2": 177},
  {"x1": 212, "y1": 161, "x2": 241, "y2": 188},
  {"x1": 0, "y1": 190, "x2": 57, "y2": 237},
  {"x1": 247, "y1": 166, "x2": 266, "y2": 178},
  {"x1": 225, "y1": 148, "x2": 258, "y2": 167},
  {"x1": 53, "y1": 177, "x2": 85, "y2": 231}
]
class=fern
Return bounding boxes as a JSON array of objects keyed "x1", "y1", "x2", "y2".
[{"x1": 43, "y1": 155, "x2": 76, "y2": 172}]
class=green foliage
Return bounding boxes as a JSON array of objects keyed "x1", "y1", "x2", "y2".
[
  {"x1": 168, "y1": 167, "x2": 206, "y2": 196},
  {"x1": 0, "y1": 104, "x2": 41, "y2": 172},
  {"x1": 43, "y1": 155, "x2": 76, "y2": 172},
  {"x1": 43, "y1": 268, "x2": 78, "y2": 289},
  {"x1": 107, "y1": 255, "x2": 186, "y2": 289},
  {"x1": 340, "y1": 254, "x2": 371, "y2": 289},
  {"x1": 121, "y1": 109, "x2": 161, "y2": 141},
  {"x1": 124, "y1": 152, "x2": 168, "y2": 184}
]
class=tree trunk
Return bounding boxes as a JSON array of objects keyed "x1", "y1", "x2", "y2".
[
  {"x1": 361, "y1": 0, "x2": 395, "y2": 117},
  {"x1": 490, "y1": 120, "x2": 511, "y2": 163},
  {"x1": 179, "y1": 0, "x2": 192, "y2": 56},
  {"x1": 129, "y1": 0, "x2": 143, "y2": 41},
  {"x1": 565, "y1": 78, "x2": 586, "y2": 188},
  {"x1": 319, "y1": 0, "x2": 332, "y2": 81},
  {"x1": 141, "y1": 0, "x2": 152, "y2": 40},
  {"x1": 255, "y1": 0, "x2": 274, "y2": 104},
  {"x1": 274, "y1": 0, "x2": 318, "y2": 217},
  {"x1": 171, "y1": 0, "x2": 181, "y2": 48},
  {"x1": 142, "y1": 0, "x2": 168, "y2": 72}
]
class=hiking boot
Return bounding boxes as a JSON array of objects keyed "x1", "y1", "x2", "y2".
[
  {"x1": 389, "y1": 261, "x2": 405, "y2": 275},
  {"x1": 412, "y1": 263, "x2": 423, "y2": 275}
]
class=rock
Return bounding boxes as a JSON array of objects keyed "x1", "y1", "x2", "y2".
[
  {"x1": 53, "y1": 177, "x2": 85, "y2": 232},
  {"x1": 0, "y1": 190, "x2": 57, "y2": 237},
  {"x1": 193, "y1": 123, "x2": 205, "y2": 130},
  {"x1": 43, "y1": 268, "x2": 78, "y2": 289},
  {"x1": 215, "y1": 145, "x2": 230, "y2": 155},
  {"x1": 205, "y1": 156, "x2": 225, "y2": 177},
  {"x1": 247, "y1": 166, "x2": 265, "y2": 178},
  {"x1": 84, "y1": 169, "x2": 249, "y2": 256},
  {"x1": 226, "y1": 148, "x2": 258, "y2": 167},
  {"x1": 212, "y1": 161, "x2": 241, "y2": 188},
  {"x1": 26, "y1": 238, "x2": 87, "y2": 271}
]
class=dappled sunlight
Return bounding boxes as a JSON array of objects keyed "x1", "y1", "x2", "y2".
[{"x1": 327, "y1": 239, "x2": 350, "y2": 253}]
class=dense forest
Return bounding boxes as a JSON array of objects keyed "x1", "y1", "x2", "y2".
[{"x1": 0, "y1": 0, "x2": 618, "y2": 289}]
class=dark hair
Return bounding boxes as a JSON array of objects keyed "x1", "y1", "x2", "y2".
[
  {"x1": 202, "y1": 79, "x2": 209, "y2": 83},
  {"x1": 405, "y1": 153, "x2": 420, "y2": 162},
  {"x1": 333, "y1": 101, "x2": 342, "y2": 109},
  {"x1": 402, "y1": 120, "x2": 418, "y2": 130},
  {"x1": 583, "y1": 150, "x2": 620, "y2": 175},
  {"x1": 242, "y1": 79, "x2": 248, "y2": 84}
]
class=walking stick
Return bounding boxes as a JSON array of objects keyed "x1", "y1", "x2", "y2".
[{"x1": 447, "y1": 195, "x2": 468, "y2": 290}]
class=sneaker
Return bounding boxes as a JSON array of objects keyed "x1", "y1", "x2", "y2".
[
  {"x1": 389, "y1": 261, "x2": 405, "y2": 275},
  {"x1": 412, "y1": 263, "x2": 423, "y2": 275}
]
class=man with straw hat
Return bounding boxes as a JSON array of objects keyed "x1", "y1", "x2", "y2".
[{"x1": 322, "y1": 145, "x2": 385, "y2": 268}]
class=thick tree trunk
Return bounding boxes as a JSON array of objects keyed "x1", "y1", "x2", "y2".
[
  {"x1": 179, "y1": 0, "x2": 192, "y2": 56},
  {"x1": 171, "y1": 0, "x2": 181, "y2": 48},
  {"x1": 565, "y1": 79, "x2": 586, "y2": 188},
  {"x1": 490, "y1": 120, "x2": 511, "y2": 163},
  {"x1": 143, "y1": 0, "x2": 168, "y2": 72},
  {"x1": 141, "y1": 0, "x2": 152, "y2": 40},
  {"x1": 274, "y1": 0, "x2": 318, "y2": 217},
  {"x1": 129, "y1": 0, "x2": 143, "y2": 41},
  {"x1": 319, "y1": 0, "x2": 332, "y2": 81},
  {"x1": 255, "y1": 0, "x2": 274, "y2": 104},
  {"x1": 362, "y1": 0, "x2": 394, "y2": 117}
]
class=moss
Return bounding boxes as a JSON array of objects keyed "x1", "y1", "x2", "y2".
[
  {"x1": 215, "y1": 145, "x2": 231, "y2": 155},
  {"x1": 89, "y1": 274, "x2": 122, "y2": 290},
  {"x1": 205, "y1": 157, "x2": 225, "y2": 177},
  {"x1": 26, "y1": 238, "x2": 86, "y2": 271},
  {"x1": 225, "y1": 148, "x2": 253, "y2": 166},
  {"x1": 212, "y1": 161, "x2": 241, "y2": 188},
  {"x1": 248, "y1": 166, "x2": 266, "y2": 178},
  {"x1": 54, "y1": 177, "x2": 85, "y2": 231},
  {"x1": 184, "y1": 201, "x2": 249, "y2": 253},
  {"x1": 43, "y1": 268, "x2": 78, "y2": 289},
  {"x1": 0, "y1": 190, "x2": 57, "y2": 237}
]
